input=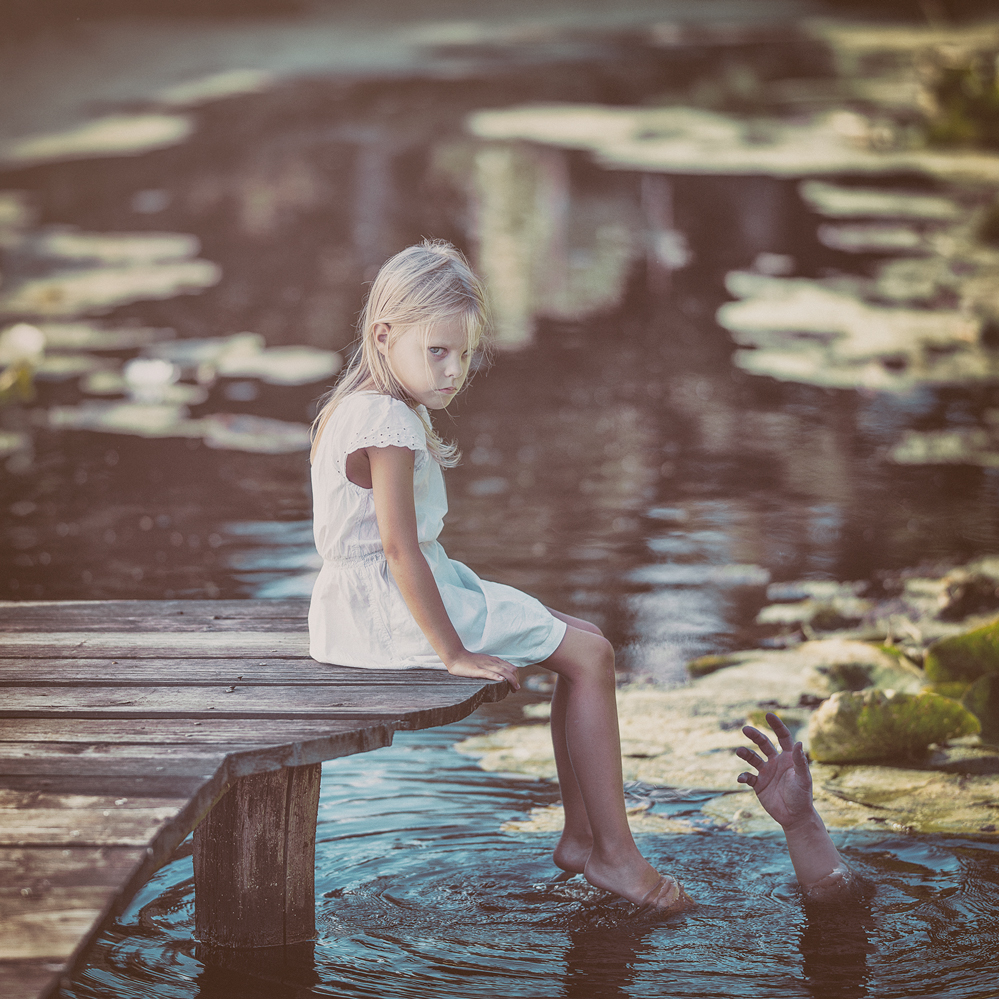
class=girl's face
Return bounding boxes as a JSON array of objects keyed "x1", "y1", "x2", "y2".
[{"x1": 375, "y1": 315, "x2": 473, "y2": 410}]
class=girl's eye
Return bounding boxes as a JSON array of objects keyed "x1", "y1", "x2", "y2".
[{"x1": 428, "y1": 347, "x2": 444, "y2": 356}]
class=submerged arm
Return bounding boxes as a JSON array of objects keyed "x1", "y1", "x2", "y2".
[
  {"x1": 367, "y1": 445, "x2": 519, "y2": 689},
  {"x1": 736, "y1": 713, "x2": 850, "y2": 896}
]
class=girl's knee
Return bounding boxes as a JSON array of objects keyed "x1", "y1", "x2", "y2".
[
  {"x1": 546, "y1": 627, "x2": 614, "y2": 684},
  {"x1": 581, "y1": 633, "x2": 615, "y2": 680}
]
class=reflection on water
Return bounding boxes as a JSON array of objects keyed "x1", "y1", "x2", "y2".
[
  {"x1": 65, "y1": 712, "x2": 999, "y2": 999},
  {"x1": 5, "y1": 24, "x2": 999, "y2": 996}
]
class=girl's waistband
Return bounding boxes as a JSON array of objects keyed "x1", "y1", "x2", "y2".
[{"x1": 322, "y1": 539, "x2": 437, "y2": 568}]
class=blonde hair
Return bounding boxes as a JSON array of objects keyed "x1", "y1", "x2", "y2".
[{"x1": 310, "y1": 239, "x2": 487, "y2": 466}]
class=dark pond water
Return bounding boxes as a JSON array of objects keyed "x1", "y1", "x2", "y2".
[
  {"x1": 4, "y1": 31, "x2": 999, "y2": 999},
  {"x1": 65, "y1": 709, "x2": 999, "y2": 999}
]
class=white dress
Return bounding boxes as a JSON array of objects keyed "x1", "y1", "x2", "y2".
[{"x1": 308, "y1": 391, "x2": 567, "y2": 670}]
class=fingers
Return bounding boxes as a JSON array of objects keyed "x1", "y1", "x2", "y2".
[
  {"x1": 766, "y1": 712, "x2": 794, "y2": 752},
  {"x1": 737, "y1": 772, "x2": 757, "y2": 788},
  {"x1": 481, "y1": 657, "x2": 520, "y2": 690},
  {"x1": 792, "y1": 741, "x2": 809, "y2": 773},
  {"x1": 741, "y1": 725, "x2": 777, "y2": 759},
  {"x1": 735, "y1": 745, "x2": 767, "y2": 771}
]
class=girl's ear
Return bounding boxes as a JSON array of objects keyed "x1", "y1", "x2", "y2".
[{"x1": 373, "y1": 322, "x2": 391, "y2": 356}]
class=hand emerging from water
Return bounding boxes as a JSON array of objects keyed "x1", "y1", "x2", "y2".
[
  {"x1": 736, "y1": 712, "x2": 814, "y2": 830},
  {"x1": 446, "y1": 650, "x2": 520, "y2": 691}
]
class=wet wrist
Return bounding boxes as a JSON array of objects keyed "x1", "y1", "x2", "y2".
[{"x1": 781, "y1": 806, "x2": 825, "y2": 835}]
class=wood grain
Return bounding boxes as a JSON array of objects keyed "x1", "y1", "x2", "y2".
[{"x1": 0, "y1": 597, "x2": 511, "y2": 999}]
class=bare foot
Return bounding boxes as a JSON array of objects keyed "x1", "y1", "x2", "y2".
[
  {"x1": 583, "y1": 852, "x2": 694, "y2": 913},
  {"x1": 553, "y1": 835, "x2": 592, "y2": 875}
]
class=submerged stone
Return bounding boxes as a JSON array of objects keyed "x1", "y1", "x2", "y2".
[{"x1": 808, "y1": 689, "x2": 979, "y2": 763}]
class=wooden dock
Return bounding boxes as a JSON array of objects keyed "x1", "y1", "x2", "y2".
[{"x1": 0, "y1": 598, "x2": 509, "y2": 999}]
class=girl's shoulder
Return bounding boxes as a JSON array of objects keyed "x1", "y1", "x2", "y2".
[{"x1": 333, "y1": 391, "x2": 428, "y2": 453}]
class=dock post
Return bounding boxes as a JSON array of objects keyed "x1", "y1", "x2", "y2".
[{"x1": 193, "y1": 763, "x2": 322, "y2": 947}]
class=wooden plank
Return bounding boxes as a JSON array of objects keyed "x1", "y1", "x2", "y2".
[
  {"x1": 0, "y1": 885, "x2": 122, "y2": 960},
  {"x1": 0, "y1": 753, "x2": 227, "y2": 778},
  {"x1": 3, "y1": 633, "x2": 311, "y2": 658},
  {"x1": 0, "y1": 793, "x2": 187, "y2": 813},
  {"x1": 0, "y1": 742, "x2": 234, "y2": 760},
  {"x1": 0, "y1": 598, "x2": 309, "y2": 629},
  {"x1": 0, "y1": 659, "x2": 474, "y2": 685},
  {"x1": 0, "y1": 799, "x2": 184, "y2": 846},
  {"x1": 0, "y1": 717, "x2": 395, "y2": 746},
  {"x1": 0, "y1": 774, "x2": 214, "y2": 797},
  {"x1": 0, "y1": 682, "x2": 508, "y2": 722},
  {"x1": 0, "y1": 596, "x2": 513, "y2": 995},
  {"x1": 0, "y1": 618, "x2": 310, "y2": 634}
]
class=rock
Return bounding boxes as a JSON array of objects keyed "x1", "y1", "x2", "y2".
[
  {"x1": 962, "y1": 674, "x2": 999, "y2": 743},
  {"x1": 815, "y1": 646, "x2": 924, "y2": 695},
  {"x1": 808, "y1": 689, "x2": 980, "y2": 763},
  {"x1": 937, "y1": 571, "x2": 999, "y2": 622},
  {"x1": 686, "y1": 653, "x2": 750, "y2": 678},
  {"x1": 501, "y1": 804, "x2": 702, "y2": 837},
  {"x1": 756, "y1": 596, "x2": 873, "y2": 631},
  {"x1": 459, "y1": 641, "x2": 897, "y2": 791},
  {"x1": 808, "y1": 763, "x2": 999, "y2": 836},
  {"x1": 924, "y1": 617, "x2": 999, "y2": 685}
]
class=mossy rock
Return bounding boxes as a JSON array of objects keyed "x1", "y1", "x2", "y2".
[
  {"x1": 926, "y1": 681, "x2": 971, "y2": 700},
  {"x1": 686, "y1": 653, "x2": 744, "y2": 678},
  {"x1": 924, "y1": 617, "x2": 999, "y2": 685},
  {"x1": 808, "y1": 689, "x2": 980, "y2": 764},
  {"x1": 962, "y1": 674, "x2": 999, "y2": 744}
]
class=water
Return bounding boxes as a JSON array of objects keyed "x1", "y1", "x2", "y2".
[
  {"x1": 65, "y1": 710, "x2": 999, "y2": 999},
  {"x1": 5, "y1": 19, "x2": 999, "y2": 998}
]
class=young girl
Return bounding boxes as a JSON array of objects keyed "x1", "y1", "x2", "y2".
[{"x1": 309, "y1": 239, "x2": 691, "y2": 912}]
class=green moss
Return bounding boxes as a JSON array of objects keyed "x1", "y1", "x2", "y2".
[
  {"x1": 809, "y1": 689, "x2": 980, "y2": 763},
  {"x1": 924, "y1": 54, "x2": 999, "y2": 151},
  {"x1": 924, "y1": 617, "x2": 999, "y2": 684},
  {"x1": 926, "y1": 681, "x2": 971, "y2": 700},
  {"x1": 962, "y1": 674, "x2": 999, "y2": 743},
  {"x1": 686, "y1": 653, "x2": 742, "y2": 678}
]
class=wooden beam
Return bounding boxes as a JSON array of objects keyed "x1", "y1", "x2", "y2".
[{"x1": 193, "y1": 764, "x2": 322, "y2": 948}]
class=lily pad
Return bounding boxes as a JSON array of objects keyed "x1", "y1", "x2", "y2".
[{"x1": 3, "y1": 114, "x2": 192, "y2": 165}]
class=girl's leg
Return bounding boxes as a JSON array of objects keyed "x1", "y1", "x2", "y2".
[
  {"x1": 546, "y1": 610, "x2": 600, "y2": 874},
  {"x1": 539, "y1": 622, "x2": 687, "y2": 908}
]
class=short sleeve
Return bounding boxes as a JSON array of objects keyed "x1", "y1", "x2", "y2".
[{"x1": 335, "y1": 393, "x2": 427, "y2": 470}]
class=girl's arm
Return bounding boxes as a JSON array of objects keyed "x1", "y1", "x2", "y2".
[
  {"x1": 736, "y1": 714, "x2": 850, "y2": 896},
  {"x1": 368, "y1": 444, "x2": 520, "y2": 689}
]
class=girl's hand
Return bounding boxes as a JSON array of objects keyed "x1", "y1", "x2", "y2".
[
  {"x1": 446, "y1": 651, "x2": 520, "y2": 691},
  {"x1": 736, "y1": 712, "x2": 815, "y2": 830}
]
